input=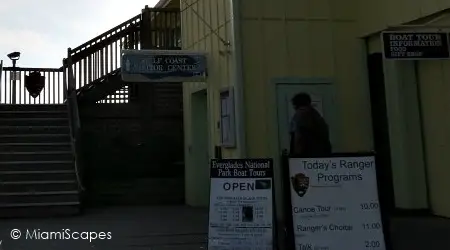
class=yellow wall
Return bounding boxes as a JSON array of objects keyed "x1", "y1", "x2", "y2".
[
  {"x1": 181, "y1": 0, "x2": 239, "y2": 206},
  {"x1": 414, "y1": 16, "x2": 450, "y2": 217},
  {"x1": 238, "y1": 0, "x2": 374, "y2": 233},
  {"x1": 359, "y1": 0, "x2": 450, "y2": 35},
  {"x1": 364, "y1": 13, "x2": 450, "y2": 217},
  {"x1": 417, "y1": 60, "x2": 450, "y2": 217},
  {"x1": 181, "y1": 0, "x2": 238, "y2": 159},
  {"x1": 180, "y1": 0, "x2": 450, "y2": 217},
  {"x1": 240, "y1": 0, "x2": 373, "y2": 157}
]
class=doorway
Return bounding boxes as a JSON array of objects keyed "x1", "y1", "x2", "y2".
[
  {"x1": 186, "y1": 89, "x2": 210, "y2": 207},
  {"x1": 367, "y1": 53, "x2": 395, "y2": 213}
]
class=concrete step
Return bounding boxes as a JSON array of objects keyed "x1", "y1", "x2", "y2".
[
  {"x1": 0, "y1": 125, "x2": 70, "y2": 135},
  {"x1": 1, "y1": 180, "x2": 78, "y2": 193},
  {"x1": 0, "y1": 202, "x2": 81, "y2": 218},
  {"x1": 0, "y1": 133, "x2": 71, "y2": 143},
  {"x1": 0, "y1": 170, "x2": 76, "y2": 182},
  {"x1": 0, "y1": 142, "x2": 72, "y2": 152},
  {"x1": 0, "y1": 110, "x2": 68, "y2": 119},
  {"x1": 0, "y1": 117, "x2": 69, "y2": 126},
  {"x1": 0, "y1": 104, "x2": 67, "y2": 112},
  {"x1": 0, "y1": 151, "x2": 73, "y2": 161},
  {"x1": 0, "y1": 160, "x2": 74, "y2": 171},
  {"x1": 0, "y1": 191, "x2": 79, "y2": 204}
]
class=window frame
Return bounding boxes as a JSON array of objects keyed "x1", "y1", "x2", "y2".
[{"x1": 219, "y1": 87, "x2": 236, "y2": 148}]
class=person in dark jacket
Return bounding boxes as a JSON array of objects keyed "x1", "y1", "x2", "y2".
[{"x1": 289, "y1": 92, "x2": 332, "y2": 157}]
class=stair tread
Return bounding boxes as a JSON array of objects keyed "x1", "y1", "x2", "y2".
[
  {"x1": 0, "y1": 151, "x2": 72, "y2": 155},
  {"x1": 1, "y1": 180, "x2": 77, "y2": 184},
  {"x1": 0, "y1": 160, "x2": 73, "y2": 165},
  {"x1": 0, "y1": 170, "x2": 74, "y2": 174},
  {"x1": 0, "y1": 191, "x2": 78, "y2": 196},
  {"x1": 0, "y1": 142, "x2": 71, "y2": 145},
  {"x1": 0, "y1": 133, "x2": 69, "y2": 137},
  {"x1": 0, "y1": 111, "x2": 66, "y2": 114},
  {"x1": 0, "y1": 118, "x2": 66, "y2": 120},
  {"x1": 0, "y1": 125, "x2": 69, "y2": 127},
  {"x1": 0, "y1": 201, "x2": 80, "y2": 208}
]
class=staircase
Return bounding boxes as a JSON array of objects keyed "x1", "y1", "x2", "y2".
[
  {"x1": 76, "y1": 69, "x2": 125, "y2": 104},
  {"x1": 0, "y1": 105, "x2": 81, "y2": 218},
  {"x1": 0, "y1": 7, "x2": 183, "y2": 215}
]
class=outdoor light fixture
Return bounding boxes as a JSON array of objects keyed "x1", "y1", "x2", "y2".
[
  {"x1": 7, "y1": 51, "x2": 21, "y2": 61},
  {"x1": 7, "y1": 51, "x2": 21, "y2": 69},
  {"x1": 7, "y1": 51, "x2": 21, "y2": 104}
]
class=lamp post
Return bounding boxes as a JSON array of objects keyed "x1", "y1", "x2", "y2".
[{"x1": 7, "y1": 51, "x2": 21, "y2": 104}]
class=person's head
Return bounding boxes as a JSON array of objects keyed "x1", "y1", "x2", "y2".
[{"x1": 292, "y1": 92, "x2": 311, "y2": 109}]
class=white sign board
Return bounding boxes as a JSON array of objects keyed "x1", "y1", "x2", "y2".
[
  {"x1": 208, "y1": 159, "x2": 274, "y2": 250},
  {"x1": 288, "y1": 155, "x2": 387, "y2": 250}
]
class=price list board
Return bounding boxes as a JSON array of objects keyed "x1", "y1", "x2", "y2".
[
  {"x1": 287, "y1": 155, "x2": 388, "y2": 250},
  {"x1": 208, "y1": 159, "x2": 274, "y2": 250}
]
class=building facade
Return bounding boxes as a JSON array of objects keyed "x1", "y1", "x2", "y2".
[{"x1": 177, "y1": 0, "x2": 450, "y2": 222}]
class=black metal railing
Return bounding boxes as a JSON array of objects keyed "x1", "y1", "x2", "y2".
[{"x1": 0, "y1": 66, "x2": 65, "y2": 104}]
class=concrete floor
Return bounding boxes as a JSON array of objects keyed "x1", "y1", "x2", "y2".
[
  {"x1": 0, "y1": 206, "x2": 449, "y2": 250},
  {"x1": 0, "y1": 206, "x2": 209, "y2": 250}
]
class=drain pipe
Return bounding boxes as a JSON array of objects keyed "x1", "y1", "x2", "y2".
[{"x1": 230, "y1": 0, "x2": 247, "y2": 158}]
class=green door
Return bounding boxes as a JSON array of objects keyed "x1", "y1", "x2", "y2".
[
  {"x1": 276, "y1": 83, "x2": 337, "y2": 154},
  {"x1": 187, "y1": 90, "x2": 210, "y2": 207}
]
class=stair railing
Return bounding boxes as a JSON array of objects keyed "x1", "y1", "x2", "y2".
[
  {"x1": 64, "y1": 55, "x2": 85, "y2": 192},
  {"x1": 68, "y1": 14, "x2": 141, "y2": 91},
  {"x1": 0, "y1": 66, "x2": 65, "y2": 105}
]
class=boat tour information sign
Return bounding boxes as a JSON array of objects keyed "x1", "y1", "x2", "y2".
[
  {"x1": 288, "y1": 155, "x2": 387, "y2": 250},
  {"x1": 208, "y1": 159, "x2": 274, "y2": 250}
]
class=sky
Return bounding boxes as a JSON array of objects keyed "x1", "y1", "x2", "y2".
[{"x1": 0, "y1": 0, "x2": 159, "y2": 68}]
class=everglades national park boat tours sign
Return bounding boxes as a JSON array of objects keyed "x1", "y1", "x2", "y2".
[
  {"x1": 382, "y1": 32, "x2": 450, "y2": 60},
  {"x1": 121, "y1": 49, "x2": 207, "y2": 82},
  {"x1": 208, "y1": 159, "x2": 275, "y2": 250}
]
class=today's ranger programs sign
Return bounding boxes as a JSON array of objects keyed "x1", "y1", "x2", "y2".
[
  {"x1": 121, "y1": 50, "x2": 207, "y2": 82},
  {"x1": 287, "y1": 154, "x2": 388, "y2": 250}
]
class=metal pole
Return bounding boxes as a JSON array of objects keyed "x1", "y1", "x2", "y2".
[{"x1": 11, "y1": 60, "x2": 16, "y2": 104}]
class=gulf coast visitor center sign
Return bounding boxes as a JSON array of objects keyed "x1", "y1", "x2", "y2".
[{"x1": 121, "y1": 49, "x2": 207, "y2": 83}]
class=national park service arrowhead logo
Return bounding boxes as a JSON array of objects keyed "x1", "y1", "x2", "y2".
[
  {"x1": 291, "y1": 173, "x2": 310, "y2": 197},
  {"x1": 25, "y1": 71, "x2": 45, "y2": 98}
]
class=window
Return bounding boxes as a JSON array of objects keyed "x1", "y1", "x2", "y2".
[{"x1": 220, "y1": 87, "x2": 236, "y2": 148}]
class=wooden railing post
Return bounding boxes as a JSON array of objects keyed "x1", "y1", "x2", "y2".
[
  {"x1": 141, "y1": 6, "x2": 152, "y2": 49},
  {"x1": 67, "y1": 48, "x2": 76, "y2": 92},
  {"x1": 65, "y1": 47, "x2": 84, "y2": 192}
]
